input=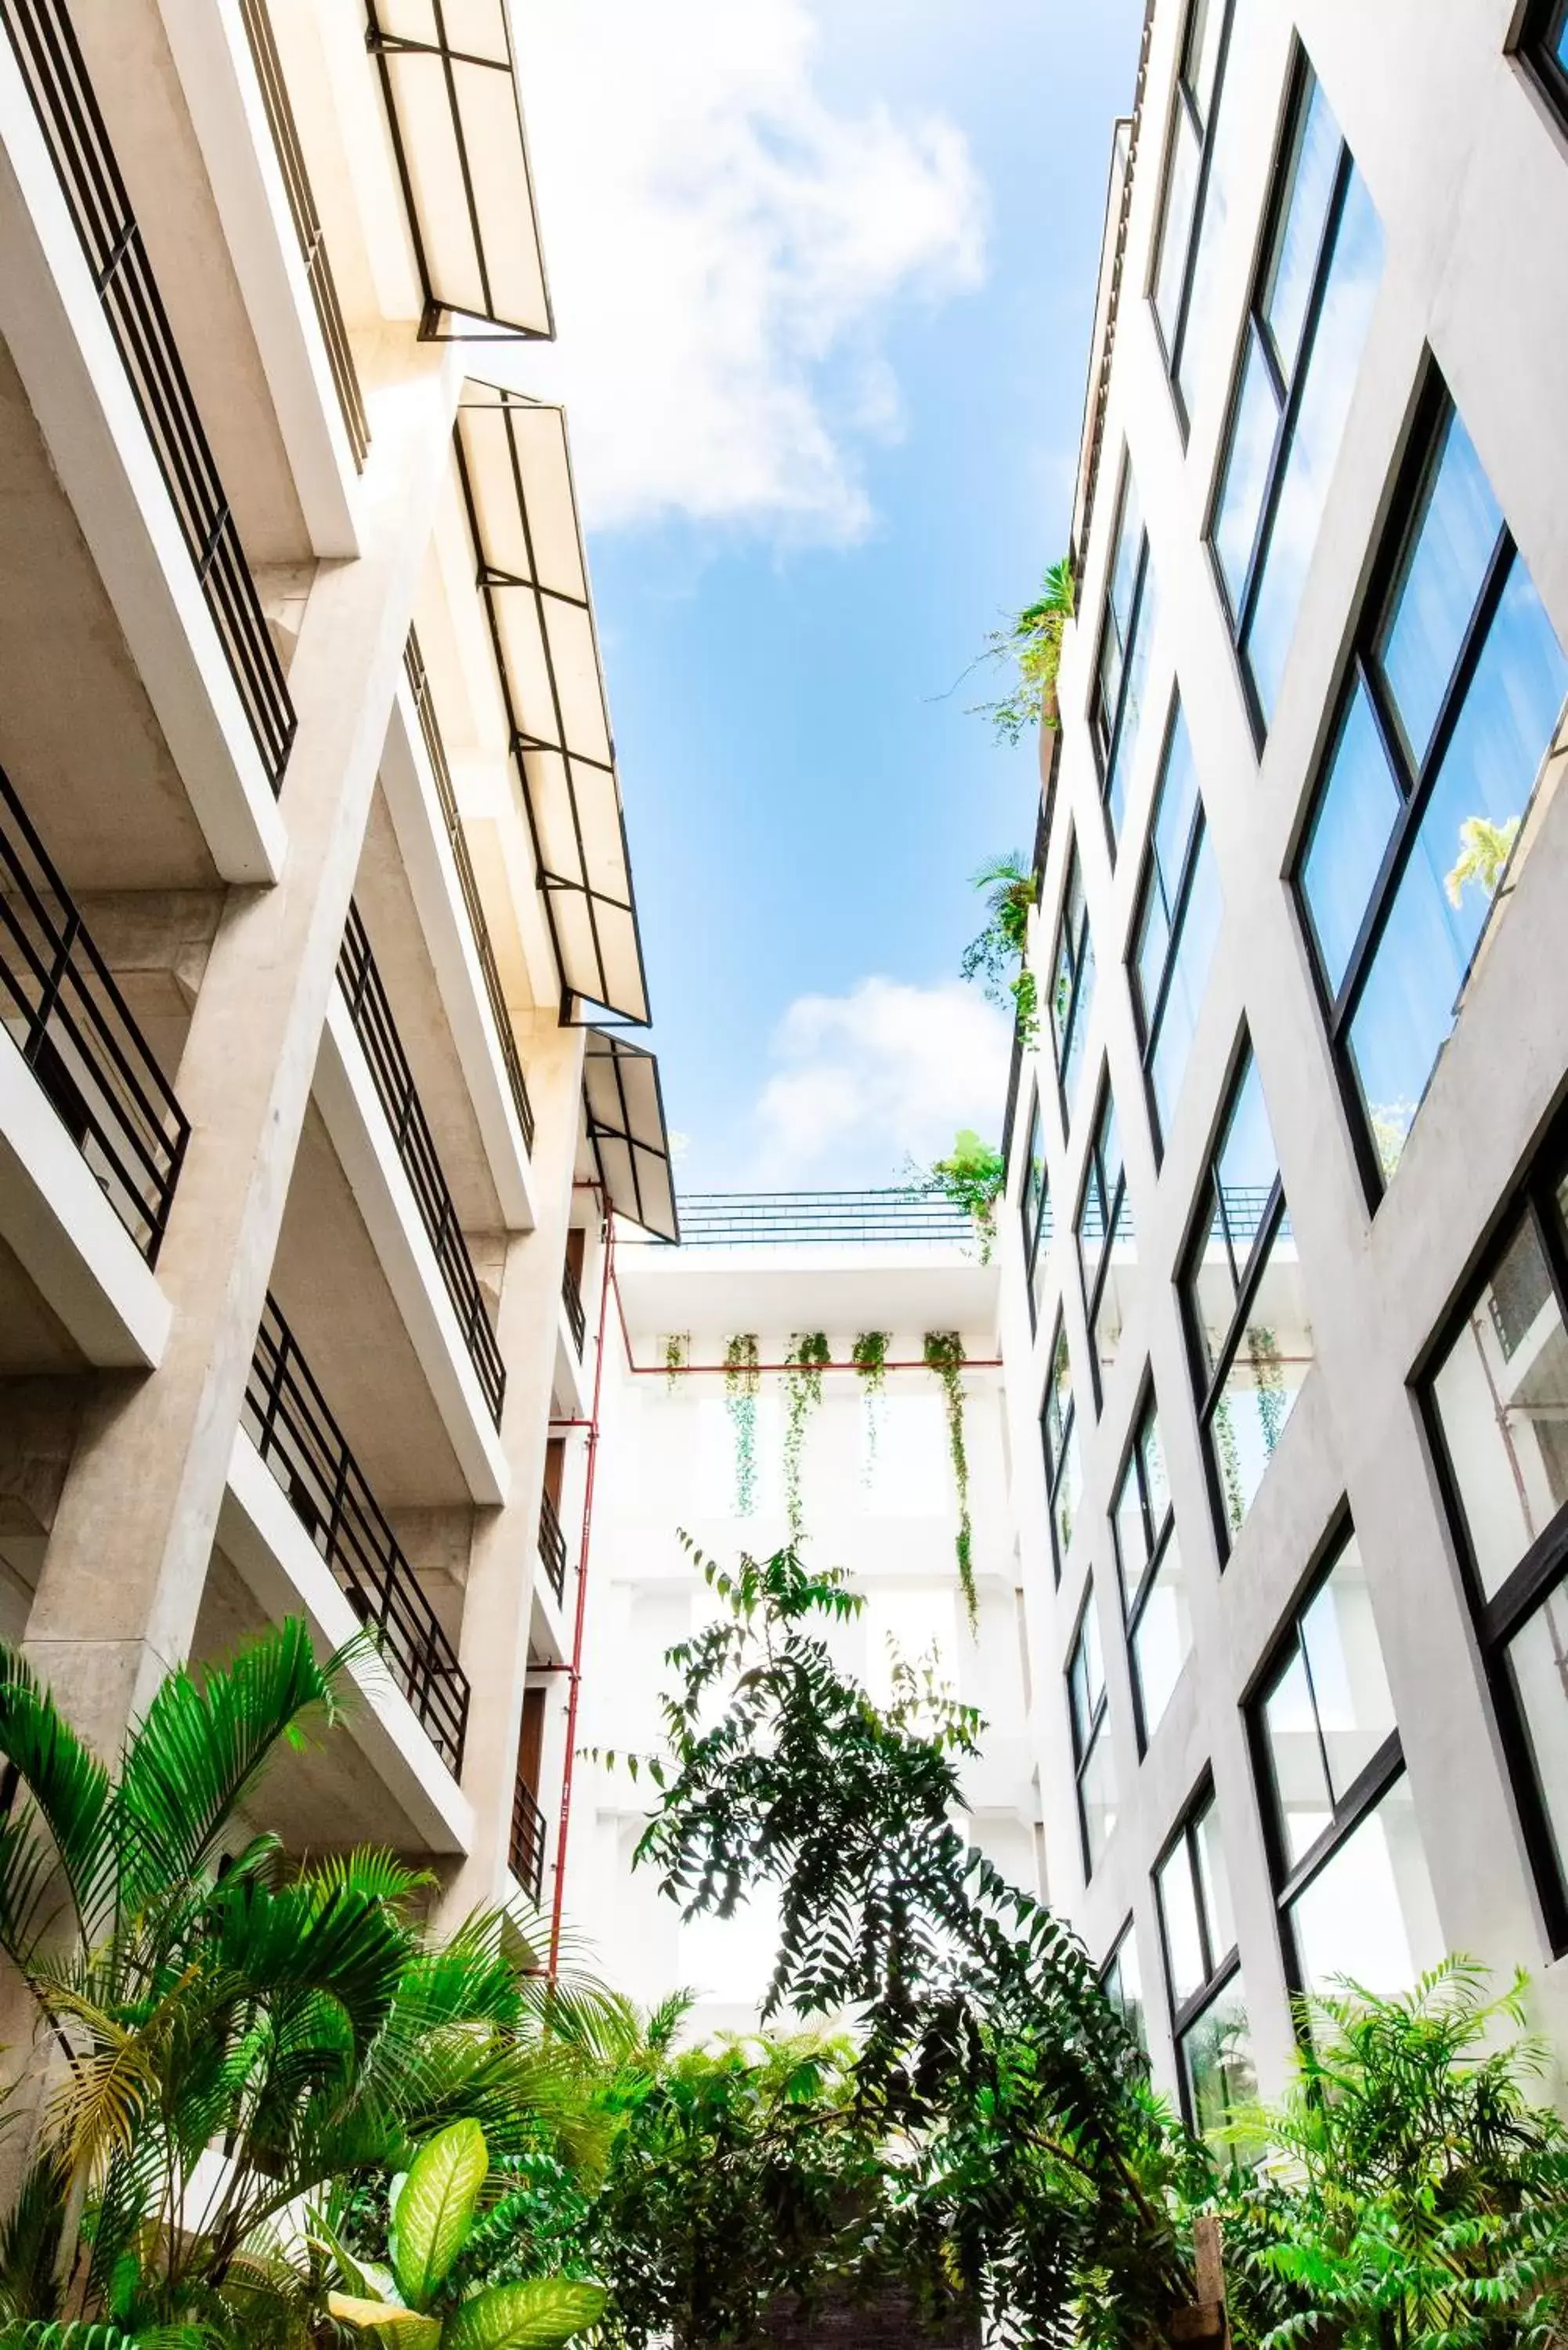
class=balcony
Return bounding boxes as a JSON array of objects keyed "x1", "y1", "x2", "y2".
[
  {"x1": 337, "y1": 903, "x2": 505, "y2": 1427},
  {"x1": 240, "y1": 1293, "x2": 469, "y2": 1775},
  {"x1": 538, "y1": 1485, "x2": 567, "y2": 1607},
  {"x1": 510, "y1": 1772, "x2": 547, "y2": 1904},
  {"x1": 562, "y1": 1251, "x2": 586, "y2": 1354},
  {"x1": 677, "y1": 1190, "x2": 974, "y2": 1249},
  {"x1": 0, "y1": 0, "x2": 295, "y2": 794}
]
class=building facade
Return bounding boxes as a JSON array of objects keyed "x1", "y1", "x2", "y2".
[
  {"x1": 998, "y1": 0, "x2": 1568, "y2": 2143},
  {"x1": 0, "y1": 0, "x2": 676, "y2": 1976}
]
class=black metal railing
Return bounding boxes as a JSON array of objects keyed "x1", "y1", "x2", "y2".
[
  {"x1": 403, "y1": 633, "x2": 534, "y2": 1152},
  {"x1": 510, "y1": 1772, "x2": 547, "y2": 1904},
  {"x1": 538, "y1": 1487, "x2": 567, "y2": 1604},
  {"x1": 0, "y1": 0, "x2": 295, "y2": 790},
  {"x1": 238, "y1": 0, "x2": 369, "y2": 468},
  {"x1": 242, "y1": 1295, "x2": 469, "y2": 1773},
  {"x1": 677, "y1": 1191, "x2": 974, "y2": 1249},
  {"x1": 562, "y1": 1253, "x2": 586, "y2": 1352},
  {"x1": 0, "y1": 761, "x2": 187, "y2": 1261},
  {"x1": 337, "y1": 903, "x2": 506, "y2": 1426}
]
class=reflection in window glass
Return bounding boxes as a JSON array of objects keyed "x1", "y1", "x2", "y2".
[
  {"x1": 1260, "y1": 1536, "x2": 1396, "y2": 1867},
  {"x1": 1104, "y1": 1928, "x2": 1147, "y2": 2053},
  {"x1": 1508, "y1": 1585, "x2": 1568, "y2": 1905},
  {"x1": 1092, "y1": 472, "x2": 1158, "y2": 848},
  {"x1": 1181, "y1": 1978, "x2": 1259, "y2": 2159},
  {"x1": 1115, "y1": 1394, "x2": 1190, "y2": 1742},
  {"x1": 1133, "y1": 705, "x2": 1223, "y2": 1150},
  {"x1": 1052, "y1": 844, "x2": 1097, "y2": 1128},
  {"x1": 1070, "y1": 1595, "x2": 1117, "y2": 1876},
  {"x1": 1287, "y1": 1777, "x2": 1441, "y2": 1994},
  {"x1": 1020, "y1": 1090, "x2": 1053, "y2": 1330},
  {"x1": 1078, "y1": 1085, "x2": 1135, "y2": 1407},
  {"x1": 1042, "y1": 1318, "x2": 1083, "y2": 1578},
  {"x1": 1156, "y1": 1837, "x2": 1208, "y2": 2008},
  {"x1": 1133, "y1": 1546, "x2": 1192, "y2": 1740}
]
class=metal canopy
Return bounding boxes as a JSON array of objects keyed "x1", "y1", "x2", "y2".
[
  {"x1": 585, "y1": 1032, "x2": 678, "y2": 1243},
  {"x1": 366, "y1": 1, "x2": 553, "y2": 340},
  {"x1": 456, "y1": 385, "x2": 652, "y2": 1028}
]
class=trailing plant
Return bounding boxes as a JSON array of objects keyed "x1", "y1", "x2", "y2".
[
  {"x1": 782, "y1": 1333, "x2": 830, "y2": 1543},
  {"x1": 969, "y1": 555, "x2": 1075, "y2": 745},
  {"x1": 960, "y1": 855, "x2": 1040, "y2": 1052},
  {"x1": 1212, "y1": 1391, "x2": 1246, "y2": 1538},
  {"x1": 662, "y1": 1332, "x2": 689, "y2": 1392},
  {"x1": 1246, "y1": 1325, "x2": 1286, "y2": 1459},
  {"x1": 851, "y1": 1331, "x2": 889, "y2": 1484},
  {"x1": 922, "y1": 1130, "x2": 1006, "y2": 1262},
  {"x1": 923, "y1": 1331, "x2": 975, "y2": 1629},
  {"x1": 722, "y1": 1334, "x2": 761, "y2": 1518}
]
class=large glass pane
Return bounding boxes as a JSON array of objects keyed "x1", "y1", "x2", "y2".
[
  {"x1": 1300, "y1": 1537, "x2": 1396, "y2": 1799},
  {"x1": 1347, "y1": 561, "x2": 1566, "y2": 1178},
  {"x1": 1263, "y1": 1648, "x2": 1335, "y2": 1866},
  {"x1": 1216, "y1": 1054, "x2": 1279, "y2": 1271},
  {"x1": 1194, "y1": 1797, "x2": 1236, "y2": 1958},
  {"x1": 1157, "y1": 1839, "x2": 1207, "y2": 2006},
  {"x1": 1062, "y1": 930, "x2": 1095, "y2": 1118},
  {"x1": 1301, "y1": 681, "x2": 1403, "y2": 1000},
  {"x1": 1107, "y1": 570, "x2": 1158, "y2": 844},
  {"x1": 1210, "y1": 1228, "x2": 1311, "y2": 1537},
  {"x1": 1104, "y1": 1930, "x2": 1147, "y2": 2052},
  {"x1": 1155, "y1": 103, "x2": 1202, "y2": 349},
  {"x1": 1288, "y1": 1778, "x2": 1442, "y2": 1994},
  {"x1": 1507, "y1": 1579, "x2": 1568, "y2": 1898},
  {"x1": 1431, "y1": 1214, "x2": 1568, "y2": 1600},
  {"x1": 1115, "y1": 1444, "x2": 1151, "y2": 1585},
  {"x1": 1185, "y1": 0, "x2": 1225, "y2": 122},
  {"x1": 1045, "y1": 1322, "x2": 1072, "y2": 1471},
  {"x1": 1176, "y1": 72, "x2": 1241, "y2": 421},
  {"x1": 1053, "y1": 1415, "x2": 1082, "y2": 1566},
  {"x1": 1378, "y1": 411, "x2": 1505, "y2": 770},
  {"x1": 1133, "y1": 1540, "x2": 1192, "y2": 1738},
  {"x1": 1080, "y1": 1729, "x2": 1119, "y2": 1871},
  {"x1": 1151, "y1": 836, "x2": 1222, "y2": 1137},
  {"x1": 1111, "y1": 481, "x2": 1143, "y2": 638},
  {"x1": 1246, "y1": 169, "x2": 1384, "y2": 724},
  {"x1": 1143, "y1": 1410, "x2": 1171, "y2": 1528},
  {"x1": 1263, "y1": 76, "x2": 1341, "y2": 379},
  {"x1": 1214, "y1": 332, "x2": 1279, "y2": 616},
  {"x1": 1181, "y1": 1978, "x2": 1258, "y2": 2159}
]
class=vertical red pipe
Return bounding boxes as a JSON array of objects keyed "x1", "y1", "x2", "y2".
[{"x1": 547, "y1": 1200, "x2": 615, "y2": 1977}]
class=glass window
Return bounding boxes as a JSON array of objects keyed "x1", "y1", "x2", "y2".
[
  {"x1": 1103, "y1": 1923, "x2": 1148, "y2": 2053},
  {"x1": 1525, "y1": 0, "x2": 1568, "y2": 117},
  {"x1": 1180, "y1": 1976, "x2": 1259, "y2": 2157},
  {"x1": 1051, "y1": 841, "x2": 1097, "y2": 1132},
  {"x1": 1069, "y1": 1593, "x2": 1117, "y2": 1877},
  {"x1": 1210, "y1": 61, "x2": 1384, "y2": 731},
  {"x1": 1183, "y1": 1043, "x2": 1312, "y2": 1549},
  {"x1": 1132, "y1": 702, "x2": 1223, "y2": 1152},
  {"x1": 1157, "y1": 1788, "x2": 1255, "y2": 2153},
  {"x1": 1020, "y1": 1089, "x2": 1054, "y2": 1330},
  {"x1": 1113, "y1": 1390, "x2": 1192, "y2": 1744},
  {"x1": 1091, "y1": 466, "x2": 1158, "y2": 849},
  {"x1": 1153, "y1": 0, "x2": 1245, "y2": 425},
  {"x1": 1287, "y1": 1777, "x2": 1442, "y2": 1994},
  {"x1": 1077, "y1": 1081, "x2": 1136, "y2": 1411},
  {"x1": 1297, "y1": 391, "x2": 1567, "y2": 1188},
  {"x1": 1258, "y1": 1535, "x2": 1396, "y2": 1869},
  {"x1": 1042, "y1": 1315, "x2": 1083, "y2": 1581}
]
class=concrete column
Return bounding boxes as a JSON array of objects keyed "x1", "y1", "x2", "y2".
[
  {"x1": 22, "y1": 357, "x2": 460, "y2": 1758},
  {"x1": 439, "y1": 1020, "x2": 586, "y2": 1925}
]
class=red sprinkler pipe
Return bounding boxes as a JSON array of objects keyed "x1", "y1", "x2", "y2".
[{"x1": 547, "y1": 1198, "x2": 615, "y2": 1979}]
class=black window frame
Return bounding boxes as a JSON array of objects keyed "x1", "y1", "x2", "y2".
[
  {"x1": 1068, "y1": 1585, "x2": 1114, "y2": 1882},
  {"x1": 1150, "y1": 0, "x2": 1241, "y2": 437},
  {"x1": 1050, "y1": 836, "x2": 1096, "y2": 1134},
  {"x1": 1041, "y1": 1311, "x2": 1081, "y2": 1585},
  {"x1": 1153, "y1": 1778, "x2": 1244, "y2": 2131},
  {"x1": 1020, "y1": 1085, "x2": 1053, "y2": 1332},
  {"x1": 1519, "y1": 0, "x2": 1568, "y2": 125},
  {"x1": 1111, "y1": 1379, "x2": 1186, "y2": 1754},
  {"x1": 1291, "y1": 366, "x2": 1563, "y2": 1211},
  {"x1": 1089, "y1": 461, "x2": 1155, "y2": 859},
  {"x1": 1208, "y1": 49, "x2": 1364, "y2": 747},
  {"x1": 1245, "y1": 1517, "x2": 1407, "y2": 2000},
  {"x1": 1100, "y1": 1914, "x2": 1149, "y2": 2055},
  {"x1": 1421, "y1": 1099, "x2": 1568, "y2": 1955},
  {"x1": 1075, "y1": 1072, "x2": 1132, "y2": 1416},
  {"x1": 1129, "y1": 690, "x2": 1216, "y2": 1163}
]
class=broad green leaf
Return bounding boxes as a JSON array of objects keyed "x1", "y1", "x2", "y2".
[
  {"x1": 443, "y1": 2280, "x2": 605, "y2": 2350},
  {"x1": 392, "y1": 2118, "x2": 488, "y2": 2306},
  {"x1": 328, "y1": 2292, "x2": 440, "y2": 2345}
]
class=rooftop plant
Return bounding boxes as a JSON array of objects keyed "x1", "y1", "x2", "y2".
[
  {"x1": 969, "y1": 556, "x2": 1076, "y2": 745},
  {"x1": 921, "y1": 1128, "x2": 1006, "y2": 1260},
  {"x1": 960, "y1": 852, "x2": 1039, "y2": 1053}
]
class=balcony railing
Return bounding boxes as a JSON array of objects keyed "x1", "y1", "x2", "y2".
[
  {"x1": 238, "y1": 0, "x2": 369, "y2": 469},
  {"x1": 677, "y1": 1191, "x2": 974, "y2": 1249},
  {"x1": 0, "y1": 0, "x2": 295, "y2": 791},
  {"x1": 562, "y1": 1253, "x2": 586, "y2": 1353},
  {"x1": 242, "y1": 1294, "x2": 469, "y2": 1773},
  {"x1": 0, "y1": 760, "x2": 187, "y2": 1262},
  {"x1": 337, "y1": 902, "x2": 506, "y2": 1425},
  {"x1": 537, "y1": 1486, "x2": 567, "y2": 1605},
  {"x1": 403, "y1": 633, "x2": 534, "y2": 1152},
  {"x1": 510, "y1": 1772, "x2": 547, "y2": 1904}
]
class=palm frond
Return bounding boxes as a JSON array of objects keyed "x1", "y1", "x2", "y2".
[{"x1": 0, "y1": 1649, "x2": 114, "y2": 1946}]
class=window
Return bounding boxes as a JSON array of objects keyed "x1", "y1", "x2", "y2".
[
  {"x1": 1155, "y1": 1788, "x2": 1259, "y2": 2157},
  {"x1": 1020, "y1": 1088, "x2": 1054, "y2": 1329},
  {"x1": 1077, "y1": 1080, "x2": 1135, "y2": 1412},
  {"x1": 1522, "y1": 1, "x2": 1568, "y2": 122},
  {"x1": 1211, "y1": 59, "x2": 1383, "y2": 732},
  {"x1": 1131, "y1": 700, "x2": 1223, "y2": 1154},
  {"x1": 1426, "y1": 1116, "x2": 1568, "y2": 1946},
  {"x1": 1051, "y1": 841, "x2": 1096, "y2": 1130},
  {"x1": 1069, "y1": 1592, "x2": 1117, "y2": 1877},
  {"x1": 1091, "y1": 468, "x2": 1159, "y2": 851},
  {"x1": 1253, "y1": 1531, "x2": 1441, "y2": 1996},
  {"x1": 1112, "y1": 1389, "x2": 1192, "y2": 1746},
  {"x1": 1295, "y1": 382, "x2": 1567, "y2": 1190},
  {"x1": 1152, "y1": 0, "x2": 1243, "y2": 427},
  {"x1": 1042, "y1": 1315, "x2": 1083, "y2": 1582},
  {"x1": 1181, "y1": 1043, "x2": 1312, "y2": 1550},
  {"x1": 1102, "y1": 1921, "x2": 1148, "y2": 2054}
]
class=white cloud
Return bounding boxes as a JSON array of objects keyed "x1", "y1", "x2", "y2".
[
  {"x1": 746, "y1": 977, "x2": 1012, "y2": 1188},
  {"x1": 511, "y1": 0, "x2": 988, "y2": 543}
]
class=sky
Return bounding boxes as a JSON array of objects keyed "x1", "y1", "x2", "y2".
[{"x1": 510, "y1": 0, "x2": 1148, "y2": 1192}]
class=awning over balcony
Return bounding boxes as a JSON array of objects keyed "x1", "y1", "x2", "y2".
[
  {"x1": 366, "y1": 1, "x2": 552, "y2": 340},
  {"x1": 584, "y1": 1032, "x2": 678, "y2": 1244},
  {"x1": 456, "y1": 385, "x2": 651, "y2": 1028}
]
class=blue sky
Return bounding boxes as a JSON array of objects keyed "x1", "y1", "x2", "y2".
[{"x1": 514, "y1": 0, "x2": 1147, "y2": 1189}]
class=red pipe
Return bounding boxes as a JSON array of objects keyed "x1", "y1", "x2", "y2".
[{"x1": 547, "y1": 1201, "x2": 614, "y2": 1979}]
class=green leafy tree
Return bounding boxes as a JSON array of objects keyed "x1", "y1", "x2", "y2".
[
  {"x1": 969, "y1": 558, "x2": 1076, "y2": 745},
  {"x1": 921, "y1": 1130, "x2": 1006, "y2": 1263}
]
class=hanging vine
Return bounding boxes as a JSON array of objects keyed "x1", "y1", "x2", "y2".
[
  {"x1": 1248, "y1": 1323, "x2": 1288, "y2": 1458},
  {"x1": 723, "y1": 1333, "x2": 761, "y2": 1518},
  {"x1": 851, "y1": 1329, "x2": 890, "y2": 1485},
  {"x1": 924, "y1": 1330, "x2": 976, "y2": 1629},
  {"x1": 1213, "y1": 1390, "x2": 1246, "y2": 1537},
  {"x1": 663, "y1": 1331, "x2": 690, "y2": 1392},
  {"x1": 782, "y1": 1332, "x2": 831, "y2": 1541}
]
